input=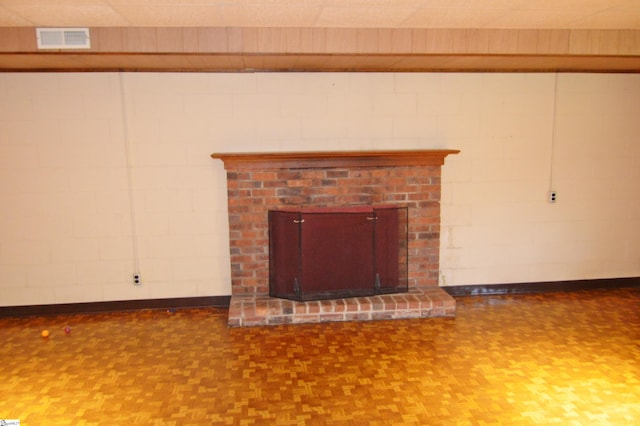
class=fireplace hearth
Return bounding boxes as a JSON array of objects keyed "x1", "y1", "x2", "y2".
[{"x1": 211, "y1": 149, "x2": 459, "y2": 326}]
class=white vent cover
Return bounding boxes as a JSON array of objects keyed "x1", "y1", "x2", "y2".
[{"x1": 36, "y1": 28, "x2": 90, "y2": 49}]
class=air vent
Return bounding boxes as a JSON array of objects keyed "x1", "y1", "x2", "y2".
[{"x1": 36, "y1": 28, "x2": 91, "y2": 49}]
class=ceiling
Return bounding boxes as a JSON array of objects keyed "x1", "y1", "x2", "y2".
[
  {"x1": 1, "y1": 0, "x2": 639, "y2": 29},
  {"x1": 1, "y1": 0, "x2": 639, "y2": 72}
]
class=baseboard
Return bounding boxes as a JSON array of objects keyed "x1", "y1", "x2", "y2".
[
  {"x1": 442, "y1": 277, "x2": 640, "y2": 297},
  {"x1": 0, "y1": 295, "x2": 232, "y2": 318},
  {"x1": 3, "y1": 277, "x2": 639, "y2": 317}
]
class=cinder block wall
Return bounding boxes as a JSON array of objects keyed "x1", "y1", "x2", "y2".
[{"x1": 0, "y1": 72, "x2": 638, "y2": 306}]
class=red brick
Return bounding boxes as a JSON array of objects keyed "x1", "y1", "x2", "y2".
[
  {"x1": 250, "y1": 189, "x2": 277, "y2": 198},
  {"x1": 371, "y1": 169, "x2": 390, "y2": 177},
  {"x1": 292, "y1": 314, "x2": 320, "y2": 324},
  {"x1": 252, "y1": 171, "x2": 278, "y2": 181},
  {"x1": 309, "y1": 195, "x2": 338, "y2": 205},
  {"x1": 371, "y1": 311, "x2": 395, "y2": 321},
  {"x1": 344, "y1": 300, "x2": 359, "y2": 312},
  {"x1": 243, "y1": 316, "x2": 268, "y2": 326},
  {"x1": 384, "y1": 194, "x2": 407, "y2": 202},
  {"x1": 326, "y1": 170, "x2": 349, "y2": 178},
  {"x1": 313, "y1": 179, "x2": 338, "y2": 187},
  {"x1": 319, "y1": 313, "x2": 345, "y2": 322},
  {"x1": 287, "y1": 179, "x2": 312, "y2": 187},
  {"x1": 357, "y1": 298, "x2": 372, "y2": 311},
  {"x1": 237, "y1": 180, "x2": 263, "y2": 189},
  {"x1": 307, "y1": 301, "x2": 321, "y2": 314},
  {"x1": 344, "y1": 312, "x2": 371, "y2": 321},
  {"x1": 277, "y1": 171, "x2": 304, "y2": 180},
  {"x1": 294, "y1": 302, "x2": 307, "y2": 314},
  {"x1": 254, "y1": 301, "x2": 268, "y2": 317},
  {"x1": 227, "y1": 190, "x2": 252, "y2": 200},
  {"x1": 263, "y1": 179, "x2": 288, "y2": 188},
  {"x1": 268, "y1": 316, "x2": 292, "y2": 325},
  {"x1": 404, "y1": 294, "x2": 422, "y2": 310},
  {"x1": 267, "y1": 299, "x2": 282, "y2": 316},
  {"x1": 349, "y1": 169, "x2": 372, "y2": 178},
  {"x1": 224, "y1": 163, "x2": 445, "y2": 296},
  {"x1": 371, "y1": 296, "x2": 385, "y2": 311},
  {"x1": 227, "y1": 171, "x2": 251, "y2": 181},
  {"x1": 333, "y1": 299, "x2": 346, "y2": 313},
  {"x1": 319, "y1": 300, "x2": 335, "y2": 313}
]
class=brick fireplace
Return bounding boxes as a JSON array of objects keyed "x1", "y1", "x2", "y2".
[{"x1": 211, "y1": 150, "x2": 459, "y2": 326}]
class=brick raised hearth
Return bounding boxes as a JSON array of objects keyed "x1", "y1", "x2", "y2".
[
  {"x1": 211, "y1": 150, "x2": 459, "y2": 327},
  {"x1": 228, "y1": 287, "x2": 455, "y2": 327}
]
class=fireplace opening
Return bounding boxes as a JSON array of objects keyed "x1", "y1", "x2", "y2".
[{"x1": 269, "y1": 205, "x2": 408, "y2": 301}]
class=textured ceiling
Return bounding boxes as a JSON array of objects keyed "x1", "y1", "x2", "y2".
[
  {"x1": 1, "y1": 1, "x2": 639, "y2": 72},
  {"x1": 0, "y1": 0, "x2": 639, "y2": 30}
]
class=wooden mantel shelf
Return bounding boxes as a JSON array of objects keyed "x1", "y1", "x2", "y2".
[{"x1": 211, "y1": 149, "x2": 460, "y2": 170}]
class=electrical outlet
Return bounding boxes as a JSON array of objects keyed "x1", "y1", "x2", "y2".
[
  {"x1": 133, "y1": 273, "x2": 141, "y2": 285},
  {"x1": 548, "y1": 191, "x2": 557, "y2": 203}
]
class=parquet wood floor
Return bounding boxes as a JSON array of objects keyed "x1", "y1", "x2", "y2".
[{"x1": 1, "y1": 287, "x2": 639, "y2": 425}]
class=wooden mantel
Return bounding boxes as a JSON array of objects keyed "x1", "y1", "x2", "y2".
[{"x1": 211, "y1": 149, "x2": 460, "y2": 170}]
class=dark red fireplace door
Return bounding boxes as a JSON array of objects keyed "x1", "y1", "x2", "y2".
[{"x1": 269, "y1": 206, "x2": 408, "y2": 301}]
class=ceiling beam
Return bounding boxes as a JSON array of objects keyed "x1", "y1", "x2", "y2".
[{"x1": 1, "y1": 27, "x2": 639, "y2": 72}]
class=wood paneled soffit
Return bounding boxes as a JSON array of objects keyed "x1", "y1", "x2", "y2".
[{"x1": 1, "y1": 27, "x2": 639, "y2": 72}]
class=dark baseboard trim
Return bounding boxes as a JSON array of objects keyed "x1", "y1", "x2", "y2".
[
  {"x1": 442, "y1": 277, "x2": 640, "y2": 297},
  {"x1": 0, "y1": 295, "x2": 232, "y2": 318},
  {"x1": 3, "y1": 277, "x2": 639, "y2": 317}
]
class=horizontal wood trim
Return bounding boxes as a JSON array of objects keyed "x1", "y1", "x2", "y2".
[
  {"x1": 2, "y1": 27, "x2": 639, "y2": 56},
  {"x1": 1, "y1": 26, "x2": 639, "y2": 72},
  {"x1": 1, "y1": 52, "x2": 639, "y2": 73},
  {"x1": 443, "y1": 277, "x2": 640, "y2": 297},
  {"x1": 0, "y1": 296, "x2": 231, "y2": 318},
  {"x1": 211, "y1": 149, "x2": 460, "y2": 170}
]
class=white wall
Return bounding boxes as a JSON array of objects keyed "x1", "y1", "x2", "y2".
[
  {"x1": 0, "y1": 72, "x2": 638, "y2": 306},
  {"x1": 439, "y1": 73, "x2": 640, "y2": 286}
]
